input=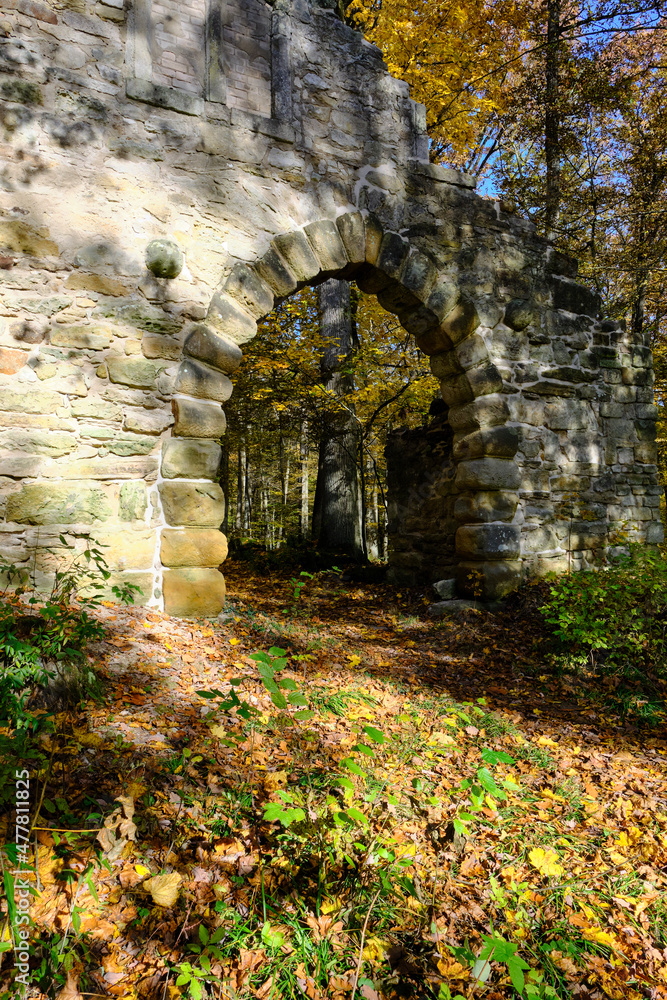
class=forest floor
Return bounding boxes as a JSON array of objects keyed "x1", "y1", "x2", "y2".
[{"x1": 2, "y1": 560, "x2": 667, "y2": 1000}]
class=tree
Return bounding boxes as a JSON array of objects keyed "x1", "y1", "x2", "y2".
[{"x1": 311, "y1": 279, "x2": 364, "y2": 558}]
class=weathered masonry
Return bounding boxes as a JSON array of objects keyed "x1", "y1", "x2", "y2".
[{"x1": 0, "y1": 0, "x2": 662, "y2": 615}]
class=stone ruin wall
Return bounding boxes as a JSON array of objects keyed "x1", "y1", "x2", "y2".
[{"x1": 0, "y1": 0, "x2": 662, "y2": 615}]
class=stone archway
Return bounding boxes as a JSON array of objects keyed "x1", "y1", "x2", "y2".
[{"x1": 159, "y1": 213, "x2": 523, "y2": 617}]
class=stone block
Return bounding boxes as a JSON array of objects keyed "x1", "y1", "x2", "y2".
[
  {"x1": 160, "y1": 528, "x2": 228, "y2": 567},
  {"x1": 399, "y1": 250, "x2": 438, "y2": 303},
  {"x1": 507, "y1": 397, "x2": 545, "y2": 426},
  {"x1": 448, "y1": 394, "x2": 510, "y2": 433},
  {"x1": 521, "y1": 525, "x2": 561, "y2": 554},
  {"x1": 550, "y1": 276, "x2": 600, "y2": 317},
  {"x1": 440, "y1": 373, "x2": 474, "y2": 408},
  {"x1": 454, "y1": 491, "x2": 518, "y2": 523},
  {"x1": 108, "y1": 434, "x2": 159, "y2": 458},
  {"x1": 466, "y1": 362, "x2": 503, "y2": 398},
  {"x1": 568, "y1": 522, "x2": 606, "y2": 549},
  {"x1": 163, "y1": 567, "x2": 226, "y2": 618},
  {"x1": 377, "y1": 232, "x2": 410, "y2": 281},
  {"x1": 159, "y1": 482, "x2": 226, "y2": 527},
  {"x1": 174, "y1": 359, "x2": 233, "y2": 403},
  {"x1": 336, "y1": 211, "x2": 366, "y2": 264},
  {"x1": 413, "y1": 318, "x2": 454, "y2": 356},
  {"x1": 162, "y1": 438, "x2": 222, "y2": 479},
  {"x1": 433, "y1": 578, "x2": 456, "y2": 599},
  {"x1": 0, "y1": 220, "x2": 58, "y2": 257},
  {"x1": 273, "y1": 231, "x2": 320, "y2": 284},
  {"x1": 646, "y1": 522, "x2": 664, "y2": 544},
  {"x1": 172, "y1": 398, "x2": 226, "y2": 439},
  {"x1": 440, "y1": 297, "x2": 480, "y2": 346},
  {"x1": 255, "y1": 247, "x2": 298, "y2": 299},
  {"x1": 183, "y1": 324, "x2": 243, "y2": 375},
  {"x1": 51, "y1": 325, "x2": 113, "y2": 350},
  {"x1": 455, "y1": 333, "x2": 488, "y2": 371},
  {"x1": 364, "y1": 213, "x2": 384, "y2": 265},
  {"x1": 142, "y1": 333, "x2": 182, "y2": 360},
  {"x1": 107, "y1": 356, "x2": 166, "y2": 389},
  {"x1": 124, "y1": 408, "x2": 173, "y2": 435},
  {"x1": 635, "y1": 441, "x2": 657, "y2": 464},
  {"x1": 504, "y1": 299, "x2": 537, "y2": 331},
  {"x1": 524, "y1": 380, "x2": 576, "y2": 398},
  {"x1": 622, "y1": 366, "x2": 652, "y2": 387},
  {"x1": 632, "y1": 345, "x2": 652, "y2": 368},
  {"x1": 455, "y1": 458, "x2": 520, "y2": 491},
  {"x1": 542, "y1": 366, "x2": 596, "y2": 384},
  {"x1": 0, "y1": 346, "x2": 29, "y2": 375},
  {"x1": 456, "y1": 559, "x2": 522, "y2": 600},
  {"x1": 65, "y1": 273, "x2": 130, "y2": 296},
  {"x1": 456, "y1": 523, "x2": 521, "y2": 560},
  {"x1": 453, "y1": 426, "x2": 519, "y2": 461},
  {"x1": 119, "y1": 482, "x2": 147, "y2": 521},
  {"x1": 304, "y1": 219, "x2": 348, "y2": 273},
  {"x1": 6, "y1": 483, "x2": 112, "y2": 525},
  {"x1": 207, "y1": 292, "x2": 257, "y2": 345},
  {"x1": 70, "y1": 397, "x2": 123, "y2": 421},
  {"x1": 427, "y1": 281, "x2": 460, "y2": 324},
  {"x1": 545, "y1": 399, "x2": 594, "y2": 430},
  {"x1": 222, "y1": 263, "x2": 274, "y2": 320},
  {"x1": 430, "y1": 350, "x2": 461, "y2": 380},
  {"x1": 91, "y1": 528, "x2": 155, "y2": 570}
]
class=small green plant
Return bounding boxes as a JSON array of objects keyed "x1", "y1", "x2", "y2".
[{"x1": 284, "y1": 570, "x2": 314, "y2": 616}]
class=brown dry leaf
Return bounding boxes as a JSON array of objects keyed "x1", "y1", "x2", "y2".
[
  {"x1": 255, "y1": 976, "x2": 276, "y2": 999},
  {"x1": 55, "y1": 971, "x2": 83, "y2": 999},
  {"x1": 264, "y1": 769, "x2": 288, "y2": 791},
  {"x1": 295, "y1": 963, "x2": 323, "y2": 998},
  {"x1": 306, "y1": 912, "x2": 344, "y2": 942}
]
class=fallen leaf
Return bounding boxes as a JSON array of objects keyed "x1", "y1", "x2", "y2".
[
  {"x1": 144, "y1": 872, "x2": 182, "y2": 907},
  {"x1": 528, "y1": 847, "x2": 564, "y2": 878}
]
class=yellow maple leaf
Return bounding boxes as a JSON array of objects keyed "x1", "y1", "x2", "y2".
[
  {"x1": 362, "y1": 937, "x2": 389, "y2": 963},
  {"x1": 583, "y1": 927, "x2": 620, "y2": 950},
  {"x1": 528, "y1": 847, "x2": 564, "y2": 878},
  {"x1": 428, "y1": 731, "x2": 456, "y2": 747}
]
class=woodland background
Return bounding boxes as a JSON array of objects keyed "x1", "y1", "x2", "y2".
[{"x1": 224, "y1": 0, "x2": 667, "y2": 557}]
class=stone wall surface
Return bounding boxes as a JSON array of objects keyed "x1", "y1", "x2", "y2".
[{"x1": 0, "y1": 0, "x2": 662, "y2": 615}]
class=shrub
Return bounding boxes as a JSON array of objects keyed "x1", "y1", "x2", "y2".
[
  {"x1": 0, "y1": 535, "x2": 141, "y2": 726},
  {"x1": 540, "y1": 545, "x2": 667, "y2": 681}
]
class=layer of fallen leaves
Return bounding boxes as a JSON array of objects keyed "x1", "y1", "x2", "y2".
[{"x1": 1, "y1": 560, "x2": 666, "y2": 1000}]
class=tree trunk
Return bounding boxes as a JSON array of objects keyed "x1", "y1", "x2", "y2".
[
  {"x1": 544, "y1": 0, "x2": 561, "y2": 241},
  {"x1": 300, "y1": 418, "x2": 309, "y2": 541},
  {"x1": 220, "y1": 440, "x2": 229, "y2": 537},
  {"x1": 236, "y1": 441, "x2": 245, "y2": 532},
  {"x1": 313, "y1": 278, "x2": 363, "y2": 559}
]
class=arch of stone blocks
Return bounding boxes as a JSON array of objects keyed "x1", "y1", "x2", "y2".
[{"x1": 159, "y1": 212, "x2": 524, "y2": 617}]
